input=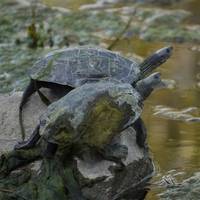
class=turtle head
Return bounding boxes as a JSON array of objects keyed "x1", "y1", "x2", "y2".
[
  {"x1": 155, "y1": 46, "x2": 173, "y2": 64},
  {"x1": 138, "y1": 46, "x2": 173, "y2": 80},
  {"x1": 136, "y1": 72, "x2": 162, "y2": 102}
]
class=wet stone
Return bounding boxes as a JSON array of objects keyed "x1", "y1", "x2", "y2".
[
  {"x1": 190, "y1": 45, "x2": 200, "y2": 52},
  {"x1": 156, "y1": 79, "x2": 177, "y2": 90},
  {"x1": 144, "y1": 9, "x2": 190, "y2": 24},
  {"x1": 0, "y1": 91, "x2": 155, "y2": 199},
  {"x1": 155, "y1": 171, "x2": 200, "y2": 199},
  {"x1": 153, "y1": 105, "x2": 200, "y2": 122}
]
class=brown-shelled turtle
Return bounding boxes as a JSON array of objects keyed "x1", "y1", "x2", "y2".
[
  {"x1": 15, "y1": 72, "x2": 161, "y2": 160},
  {"x1": 19, "y1": 45, "x2": 173, "y2": 139}
]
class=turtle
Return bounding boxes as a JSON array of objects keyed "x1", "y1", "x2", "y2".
[
  {"x1": 15, "y1": 72, "x2": 162, "y2": 160},
  {"x1": 19, "y1": 45, "x2": 173, "y2": 139}
]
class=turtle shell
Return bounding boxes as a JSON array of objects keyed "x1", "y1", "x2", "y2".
[
  {"x1": 39, "y1": 82, "x2": 142, "y2": 149},
  {"x1": 28, "y1": 46, "x2": 140, "y2": 87}
]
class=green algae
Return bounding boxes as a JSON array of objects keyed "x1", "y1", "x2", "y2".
[
  {"x1": 1, "y1": 0, "x2": 200, "y2": 93},
  {"x1": 53, "y1": 98, "x2": 125, "y2": 158},
  {"x1": 77, "y1": 98, "x2": 125, "y2": 149},
  {"x1": 0, "y1": 147, "x2": 42, "y2": 179},
  {"x1": 35, "y1": 51, "x2": 63, "y2": 80},
  {"x1": 0, "y1": 148, "x2": 83, "y2": 199},
  {"x1": 140, "y1": 24, "x2": 200, "y2": 43}
]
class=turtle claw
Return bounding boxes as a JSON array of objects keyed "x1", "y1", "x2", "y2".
[
  {"x1": 14, "y1": 124, "x2": 41, "y2": 150},
  {"x1": 14, "y1": 141, "x2": 29, "y2": 150},
  {"x1": 143, "y1": 142, "x2": 149, "y2": 150},
  {"x1": 104, "y1": 143, "x2": 128, "y2": 160},
  {"x1": 14, "y1": 139, "x2": 39, "y2": 150}
]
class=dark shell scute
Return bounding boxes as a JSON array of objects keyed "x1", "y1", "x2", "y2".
[
  {"x1": 28, "y1": 46, "x2": 140, "y2": 87},
  {"x1": 39, "y1": 82, "x2": 142, "y2": 143}
]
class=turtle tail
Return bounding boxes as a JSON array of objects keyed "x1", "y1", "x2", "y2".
[
  {"x1": 19, "y1": 79, "x2": 52, "y2": 140},
  {"x1": 19, "y1": 79, "x2": 38, "y2": 140}
]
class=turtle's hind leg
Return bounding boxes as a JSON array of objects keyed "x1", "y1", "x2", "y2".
[
  {"x1": 48, "y1": 82, "x2": 73, "y2": 98},
  {"x1": 103, "y1": 143, "x2": 128, "y2": 164},
  {"x1": 15, "y1": 124, "x2": 41, "y2": 150},
  {"x1": 19, "y1": 79, "x2": 39, "y2": 112}
]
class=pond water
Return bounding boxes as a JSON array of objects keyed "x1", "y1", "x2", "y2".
[
  {"x1": 1, "y1": 0, "x2": 200, "y2": 199},
  {"x1": 39, "y1": 0, "x2": 200, "y2": 195}
]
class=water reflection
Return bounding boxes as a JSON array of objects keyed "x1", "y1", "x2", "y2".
[
  {"x1": 140, "y1": 44, "x2": 200, "y2": 170},
  {"x1": 109, "y1": 1, "x2": 200, "y2": 198}
]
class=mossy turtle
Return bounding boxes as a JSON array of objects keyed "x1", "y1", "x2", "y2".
[
  {"x1": 15, "y1": 72, "x2": 161, "y2": 160},
  {"x1": 19, "y1": 45, "x2": 172, "y2": 139}
]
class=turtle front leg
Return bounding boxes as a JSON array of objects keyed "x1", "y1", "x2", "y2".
[
  {"x1": 132, "y1": 118, "x2": 148, "y2": 150},
  {"x1": 14, "y1": 124, "x2": 41, "y2": 150}
]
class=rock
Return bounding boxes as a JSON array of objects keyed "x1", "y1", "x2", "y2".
[
  {"x1": 155, "y1": 171, "x2": 200, "y2": 199},
  {"x1": 0, "y1": 90, "x2": 58, "y2": 154},
  {"x1": 190, "y1": 45, "x2": 200, "y2": 52},
  {"x1": 144, "y1": 9, "x2": 190, "y2": 24},
  {"x1": 0, "y1": 90, "x2": 155, "y2": 199},
  {"x1": 136, "y1": 0, "x2": 184, "y2": 6},
  {"x1": 87, "y1": 0, "x2": 184, "y2": 7},
  {"x1": 79, "y1": 1, "x2": 112, "y2": 10},
  {"x1": 156, "y1": 79, "x2": 177, "y2": 90},
  {"x1": 153, "y1": 105, "x2": 200, "y2": 122},
  {"x1": 76, "y1": 126, "x2": 154, "y2": 199}
]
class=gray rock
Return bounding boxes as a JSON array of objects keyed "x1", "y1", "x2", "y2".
[
  {"x1": 153, "y1": 105, "x2": 200, "y2": 123},
  {"x1": 79, "y1": 127, "x2": 155, "y2": 199},
  {"x1": 0, "y1": 90, "x2": 155, "y2": 199},
  {"x1": 0, "y1": 90, "x2": 58, "y2": 153}
]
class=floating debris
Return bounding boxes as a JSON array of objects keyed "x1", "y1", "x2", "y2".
[
  {"x1": 153, "y1": 105, "x2": 200, "y2": 122},
  {"x1": 156, "y1": 79, "x2": 177, "y2": 90}
]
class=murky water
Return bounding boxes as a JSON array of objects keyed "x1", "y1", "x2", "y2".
[
  {"x1": 1, "y1": 0, "x2": 200, "y2": 199},
  {"x1": 113, "y1": 33, "x2": 200, "y2": 199},
  {"x1": 39, "y1": 0, "x2": 200, "y2": 199}
]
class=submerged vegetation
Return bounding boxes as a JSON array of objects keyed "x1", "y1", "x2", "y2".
[
  {"x1": 1, "y1": 0, "x2": 200, "y2": 49},
  {"x1": 0, "y1": 0, "x2": 200, "y2": 93}
]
